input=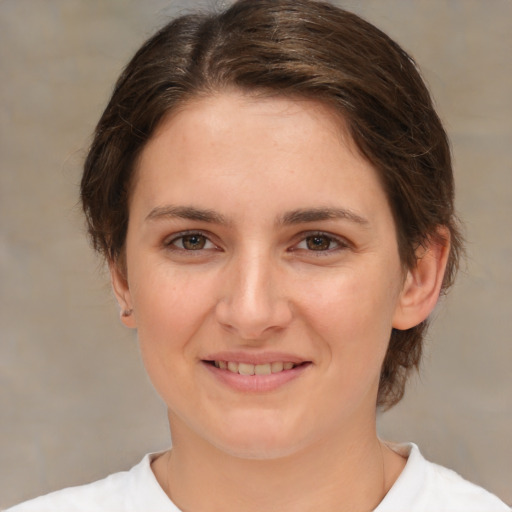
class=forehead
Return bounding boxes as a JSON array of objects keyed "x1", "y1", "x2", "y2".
[
  {"x1": 132, "y1": 91, "x2": 391, "y2": 226},
  {"x1": 151, "y1": 92, "x2": 355, "y2": 158},
  {"x1": 138, "y1": 92, "x2": 365, "y2": 176}
]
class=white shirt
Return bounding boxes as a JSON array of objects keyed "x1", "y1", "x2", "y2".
[
  {"x1": 375, "y1": 443, "x2": 510, "y2": 511},
  {"x1": 6, "y1": 444, "x2": 510, "y2": 512}
]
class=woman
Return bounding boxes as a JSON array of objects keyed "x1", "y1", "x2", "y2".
[{"x1": 7, "y1": 0, "x2": 509, "y2": 510}]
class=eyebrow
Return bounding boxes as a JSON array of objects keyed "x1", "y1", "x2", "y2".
[
  {"x1": 145, "y1": 205, "x2": 369, "y2": 227},
  {"x1": 279, "y1": 207, "x2": 369, "y2": 226},
  {"x1": 145, "y1": 205, "x2": 229, "y2": 225}
]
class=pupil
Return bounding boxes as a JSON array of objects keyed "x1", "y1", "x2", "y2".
[{"x1": 307, "y1": 235, "x2": 329, "y2": 250}]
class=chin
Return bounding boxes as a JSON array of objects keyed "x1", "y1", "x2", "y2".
[{"x1": 201, "y1": 412, "x2": 315, "y2": 460}]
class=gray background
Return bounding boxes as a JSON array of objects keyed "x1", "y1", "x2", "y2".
[{"x1": 1, "y1": 0, "x2": 510, "y2": 508}]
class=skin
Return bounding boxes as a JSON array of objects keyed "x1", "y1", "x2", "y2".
[{"x1": 112, "y1": 91, "x2": 449, "y2": 512}]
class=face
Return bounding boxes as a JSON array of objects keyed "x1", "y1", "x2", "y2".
[{"x1": 114, "y1": 92, "x2": 411, "y2": 459}]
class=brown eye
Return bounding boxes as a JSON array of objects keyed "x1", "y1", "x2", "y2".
[
  {"x1": 181, "y1": 234, "x2": 207, "y2": 250},
  {"x1": 305, "y1": 234, "x2": 332, "y2": 251}
]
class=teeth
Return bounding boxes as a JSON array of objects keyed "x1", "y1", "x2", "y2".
[
  {"x1": 255, "y1": 363, "x2": 271, "y2": 375},
  {"x1": 227, "y1": 361, "x2": 238, "y2": 373},
  {"x1": 271, "y1": 361, "x2": 284, "y2": 373},
  {"x1": 214, "y1": 361, "x2": 297, "y2": 375},
  {"x1": 238, "y1": 362, "x2": 255, "y2": 375}
]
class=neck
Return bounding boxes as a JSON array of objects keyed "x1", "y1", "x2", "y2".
[{"x1": 152, "y1": 412, "x2": 405, "y2": 512}]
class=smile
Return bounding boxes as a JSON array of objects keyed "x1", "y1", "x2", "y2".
[
  {"x1": 203, "y1": 358, "x2": 311, "y2": 392},
  {"x1": 212, "y1": 361, "x2": 297, "y2": 375}
]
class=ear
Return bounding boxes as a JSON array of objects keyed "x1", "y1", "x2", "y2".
[
  {"x1": 392, "y1": 227, "x2": 450, "y2": 330},
  {"x1": 109, "y1": 260, "x2": 137, "y2": 329}
]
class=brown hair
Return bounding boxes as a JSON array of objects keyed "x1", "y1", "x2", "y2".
[{"x1": 81, "y1": 0, "x2": 463, "y2": 408}]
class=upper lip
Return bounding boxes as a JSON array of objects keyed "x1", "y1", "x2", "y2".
[{"x1": 202, "y1": 351, "x2": 310, "y2": 365}]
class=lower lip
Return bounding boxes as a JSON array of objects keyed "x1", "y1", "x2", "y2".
[{"x1": 202, "y1": 362, "x2": 311, "y2": 392}]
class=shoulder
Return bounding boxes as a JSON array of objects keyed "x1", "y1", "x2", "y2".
[
  {"x1": 377, "y1": 443, "x2": 510, "y2": 512},
  {"x1": 6, "y1": 470, "x2": 132, "y2": 512},
  {"x1": 5, "y1": 453, "x2": 177, "y2": 512},
  {"x1": 423, "y1": 459, "x2": 510, "y2": 511}
]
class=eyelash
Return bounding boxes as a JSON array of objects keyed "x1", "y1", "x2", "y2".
[{"x1": 163, "y1": 230, "x2": 349, "y2": 255}]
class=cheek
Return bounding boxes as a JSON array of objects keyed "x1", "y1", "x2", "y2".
[
  {"x1": 130, "y1": 265, "x2": 218, "y2": 357},
  {"x1": 130, "y1": 268, "x2": 218, "y2": 407},
  {"x1": 297, "y1": 264, "x2": 401, "y2": 367},
  {"x1": 300, "y1": 266, "x2": 398, "y2": 331}
]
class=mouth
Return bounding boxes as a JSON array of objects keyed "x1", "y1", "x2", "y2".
[
  {"x1": 201, "y1": 355, "x2": 311, "y2": 392},
  {"x1": 205, "y1": 360, "x2": 306, "y2": 375}
]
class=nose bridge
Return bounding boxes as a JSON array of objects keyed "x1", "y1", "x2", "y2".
[
  {"x1": 216, "y1": 243, "x2": 291, "y2": 339},
  {"x1": 239, "y1": 247, "x2": 273, "y2": 313}
]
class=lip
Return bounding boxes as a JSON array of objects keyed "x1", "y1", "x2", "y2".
[{"x1": 201, "y1": 351, "x2": 312, "y2": 393}]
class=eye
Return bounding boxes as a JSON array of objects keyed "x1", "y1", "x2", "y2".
[
  {"x1": 165, "y1": 232, "x2": 216, "y2": 251},
  {"x1": 293, "y1": 232, "x2": 348, "y2": 253},
  {"x1": 304, "y1": 234, "x2": 334, "y2": 251},
  {"x1": 180, "y1": 234, "x2": 207, "y2": 250}
]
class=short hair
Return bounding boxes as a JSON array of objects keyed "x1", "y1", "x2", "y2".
[{"x1": 81, "y1": 0, "x2": 463, "y2": 408}]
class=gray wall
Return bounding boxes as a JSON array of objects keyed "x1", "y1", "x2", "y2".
[{"x1": 1, "y1": 0, "x2": 510, "y2": 508}]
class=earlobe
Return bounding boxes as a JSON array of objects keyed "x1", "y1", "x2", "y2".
[
  {"x1": 392, "y1": 228, "x2": 450, "y2": 330},
  {"x1": 109, "y1": 261, "x2": 137, "y2": 329}
]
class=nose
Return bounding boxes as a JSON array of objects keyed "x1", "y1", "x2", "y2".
[{"x1": 215, "y1": 249, "x2": 293, "y2": 340}]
